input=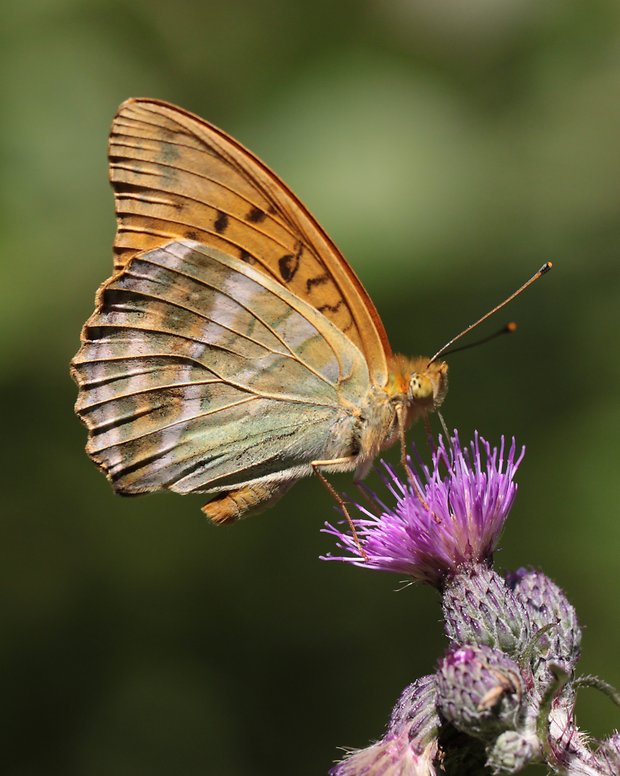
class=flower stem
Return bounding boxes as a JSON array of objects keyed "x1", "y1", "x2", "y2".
[{"x1": 573, "y1": 675, "x2": 620, "y2": 707}]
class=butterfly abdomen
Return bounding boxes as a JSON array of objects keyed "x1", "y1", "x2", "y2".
[{"x1": 201, "y1": 481, "x2": 295, "y2": 524}]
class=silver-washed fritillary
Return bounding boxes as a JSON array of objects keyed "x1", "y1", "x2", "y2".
[{"x1": 71, "y1": 99, "x2": 448, "y2": 524}]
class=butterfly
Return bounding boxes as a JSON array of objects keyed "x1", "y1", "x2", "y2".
[{"x1": 71, "y1": 99, "x2": 448, "y2": 525}]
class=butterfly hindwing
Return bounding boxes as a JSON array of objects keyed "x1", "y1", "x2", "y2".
[
  {"x1": 72, "y1": 240, "x2": 370, "y2": 497},
  {"x1": 109, "y1": 98, "x2": 391, "y2": 386}
]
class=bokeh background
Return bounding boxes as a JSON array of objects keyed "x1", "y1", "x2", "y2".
[{"x1": 2, "y1": 1, "x2": 619, "y2": 774}]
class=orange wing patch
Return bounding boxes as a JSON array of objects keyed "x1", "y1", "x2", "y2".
[{"x1": 109, "y1": 98, "x2": 392, "y2": 386}]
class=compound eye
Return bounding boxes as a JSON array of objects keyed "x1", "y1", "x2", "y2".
[{"x1": 409, "y1": 373, "x2": 433, "y2": 401}]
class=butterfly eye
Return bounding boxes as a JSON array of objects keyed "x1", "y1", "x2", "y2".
[{"x1": 409, "y1": 373, "x2": 434, "y2": 401}]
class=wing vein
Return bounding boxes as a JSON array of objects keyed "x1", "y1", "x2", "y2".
[
  {"x1": 82, "y1": 319, "x2": 337, "y2": 408},
  {"x1": 79, "y1": 379, "x2": 224, "y2": 410},
  {"x1": 94, "y1": 395, "x2": 261, "y2": 448},
  {"x1": 108, "y1": 281, "x2": 292, "y2": 359},
  {"x1": 110, "y1": 151, "x2": 299, "y2": 245},
  {"x1": 151, "y1": 247, "x2": 340, "y2": 389}
]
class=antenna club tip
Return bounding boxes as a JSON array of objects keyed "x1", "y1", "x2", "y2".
[
  {"x1": 506, "y1": 321, "x2": 518, "y2": 333},
  {"x1": 429, "y1": 262, "x2": 551, "y2": 361}
]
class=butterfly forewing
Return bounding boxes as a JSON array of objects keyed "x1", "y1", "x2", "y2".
[
  {"x1": 73, "y1": 241, "x2": 371, "y2": 496},
  {"x1": 109, "y1": 98, "x2": 391, "y2": 386}
]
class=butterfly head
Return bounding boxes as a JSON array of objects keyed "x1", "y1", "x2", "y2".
[
  {"x1": 409, "y1": 359, "x2": 448, "y2": 406},
  {"x1": 388, "y1": 354, "x2": 448, "y2": 420}
]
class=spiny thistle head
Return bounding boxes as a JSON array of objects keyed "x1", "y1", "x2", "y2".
[
  {"x1": 323, "y1": 432, "x2": 524, "y2": 588},
  {"x1": 506, "y1": 568, "x2": 581, "y2": 684},
  {"x1": 436, "y1": 645, "x2": 525, "y2": 741},
  {"x1": 443, "y1": 564, "x2": 531, "y2": 657}
]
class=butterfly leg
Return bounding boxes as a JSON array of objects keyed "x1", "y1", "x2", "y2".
[
  {"x1": 395, "y1": 403, "x2": 415, "y2": 480},
  {"x1": 202, "y1": 480, "x2": 294, "y2": 525},
  {"x1": 311, "y1": 459, "x2": 369, "y2": 561}
]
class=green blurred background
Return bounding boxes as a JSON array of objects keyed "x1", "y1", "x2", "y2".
[{"x1": 2, "y1": 1, "x2": 619, "y2": 774}]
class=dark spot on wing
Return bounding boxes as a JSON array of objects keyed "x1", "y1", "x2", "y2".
[
  {"x1": 214, "y1": 211, "x2": 229, "y2": 233},
  {"x1": 278, "y1": 243, "x2": 303, "y2": 283},
  {"x1": 239, "y1": 249, "x2": 255, "y2": 264},
  {"x1": 306, "y1": 274, "x2": 329, "y2": 293},
  {"x1": 200, "y1": 387, "x2": 212, "y2": 411},
  {"x1": 278, "y1": 255, "x2": 296, "y2": 281},
  {"x1": 185, "y1": 230, "x2": 198, "y2": 240},
  {"x1": 160, "y1": 140, "x2": 181, "y2": 163},
  {"x1": 317, "y1": 299, "x2": 343, "y2": 314},
  {"x1": 246, "y1": 206, "x2": 266, "y2": 223}
]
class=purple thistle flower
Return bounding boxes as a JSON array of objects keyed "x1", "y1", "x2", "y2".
[{"x1": 322, "y1": 432, "x2": 524, "y2": 588}]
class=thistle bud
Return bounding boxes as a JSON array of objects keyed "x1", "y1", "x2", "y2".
[
  {"x1": 507, "y1": 568, "x2": 581, "y2": 684},
  {"x1": 486, "y1": 730, "x2": 539, "y2": 774},
  {"x1": 386, "y1": 674, "x2": 440, "y2": 747},
  {"x1": 443, "y1": 564, "x2": 531, "y2": 657},
  {"x1": 436, "y1": 644, "x2": 525, "y2": 741}
]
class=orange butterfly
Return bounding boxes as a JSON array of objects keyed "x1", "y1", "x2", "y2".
[{"x1": 71, "y1": 99, "x2": 448, "y2": 525}]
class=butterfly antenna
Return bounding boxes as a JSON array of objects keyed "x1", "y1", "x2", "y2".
[
  {"x1": 428, "y1": 262, "x2": 553, "y2": 365},
  {"x1": 439, "y1": 321, "x2": 518, "y2": 358}
]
